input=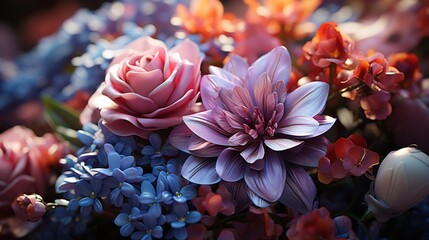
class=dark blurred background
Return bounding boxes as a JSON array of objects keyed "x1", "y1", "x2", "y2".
[{"x1": 0, "y1": 0, "x2": 111, "y2": 54}]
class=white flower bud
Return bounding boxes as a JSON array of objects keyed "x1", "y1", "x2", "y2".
[{"x1": 365, "y1": 146, "x2": 429, "y2": 222}]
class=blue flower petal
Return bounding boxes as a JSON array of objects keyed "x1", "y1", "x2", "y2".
[
  {"x1": 113, "y1": 168, "x2": 126, "y2": 182},
  {"x1": 94, "y1": 198, "x2": 104, "y2": 213},
  {"x1": 149, "y1": 134, "x2": 162, "y2": 149},
  {"x1": 120, "y1": 223, "x2": 135, "y2": 237},
  {"x1": 185, "y1": 211, "x2": 201, "y2": 224},
  {"x1": 171, "y1": 221, "x2": 186, "y2": 229},
  {"x1": 121, "y1": 182, "x2": 135, "y2": 196},
  {"x1": 114, "y1": 213, "x2": 129, "y2": 226}
]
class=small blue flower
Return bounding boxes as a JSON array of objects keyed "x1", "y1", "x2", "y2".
[
  {"x1": 115, "y1": 206, "x2": 144, "y2": 237},
  {"x1": 165, "y1": 202, "x2": 201, "y2": 240},
  {"x1": 130, "y1": 214, "x2": 166, "y2": 240},
  {"x1": 76, "y1": 178, "x2": 107, "y2": 216},
  {"x1": 140, "y1": 133, "x2": 179, "y2": 167}
]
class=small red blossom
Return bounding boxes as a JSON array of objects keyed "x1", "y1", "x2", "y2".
[
  {"x1": 348, "y1": 53, "x2": 404, "y2": 93},
  {"x1": 286, "y1": 207, "x2": 336, "y2": 240},
  {"x1": 12, "y1": 194, "x2": 46, "y2": 222},
  {"x1": 388, "y1": 52, "x2": 422, "y2": 97},
  {"x1": 318, "y1": 134, "x2": 379, "y2": 184},
  {"x1": 303, "y1": 22, "x2": 354, "y2": 68},
  {"x1": 192, "y1": 184, "x2": 235, "y2": 218}
]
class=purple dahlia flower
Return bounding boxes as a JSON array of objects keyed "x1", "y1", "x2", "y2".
[{"x1": 170, "y1": 46, "x2": 335, "y2": 211}]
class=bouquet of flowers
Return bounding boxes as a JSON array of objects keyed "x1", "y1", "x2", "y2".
[{"x1": 1, "y1": 0, "x2": 429, "y2": 239}]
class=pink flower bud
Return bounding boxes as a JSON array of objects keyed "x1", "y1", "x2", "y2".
[
  {"x1": 365, "y1": 146, "x2": 429, "y2": 222},
  {"x1": 12, "y1": 194, "x2": 46, "y2": 222}
]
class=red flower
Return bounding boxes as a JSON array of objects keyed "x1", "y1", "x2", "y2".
[
  {"x1": 286, "y1": 207, "x2": 336, "y2": 240},
  {"x1": 303, "y1": 22, "x2": 354, "y2": 68},
  {"x1": 318, "y1": 135, "x2": 379, "y2": 184},
  {"x1": 388, "y1": 52, "x2": 422, "y2": 97},
  {"x1": 349, "y1": 53, "x2": 404, "y2": 93}
]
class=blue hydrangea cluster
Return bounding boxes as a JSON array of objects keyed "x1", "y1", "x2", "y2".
[
  {"x1": 0, "y1": 0, "x2": 187, "y2": 113},
  {"x1": 53, "y1": 122, "x2": 200, "y2": 239}
]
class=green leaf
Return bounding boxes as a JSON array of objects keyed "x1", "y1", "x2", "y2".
[
  {"x1": 42, "y1": 95, "x2": 81, "y2": 131},
  {"x1": 42, "y1": 95, "x2": 83, "y2": 149}
]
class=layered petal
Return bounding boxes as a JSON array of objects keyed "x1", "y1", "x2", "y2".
[{"x1": 244, "y1": 151, "x2": 286, "y2": 203}]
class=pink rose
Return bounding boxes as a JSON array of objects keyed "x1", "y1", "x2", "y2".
[
  {"x1": 99, "y1": 36, "x2": 203, "y2": 138},
  {"x1": 0, "y1": 126, "x2": 68, "y2": 219}
]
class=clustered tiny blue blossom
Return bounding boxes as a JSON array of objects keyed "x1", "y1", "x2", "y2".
[{"x1": 54, "y1": 124, "x2": 199, "y2": 239}]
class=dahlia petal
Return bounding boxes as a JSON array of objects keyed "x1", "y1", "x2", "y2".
[
  {"x1": 222, "y1": 181, "x2": 252, "y2": 212},
  {"x1": 200, "y1": 74, "x2": 235, "y2": 110},
  {"x1": 184, "y1": 111, "x2": 231, "y2": 146},
  {"x1": 169, "y1": 38, "x2": 202, "y2": 69},
  {"x1": 277, "y1": 116, "x2": 319, "y2": 137},
  {"x1": 247, "y1": 188, "x2": 272, "y2": 208},
  {"x1": 240, "y1": 142, "x2": 265, "y2": 164},
  {"x1": 231, "y1": 86, "x2": 254, "y2": 116},
  {"x1": 181, "y1": 156, "x2": 221, "y2": 184},
  {"x1": 247, "y1": 46, "x2": 291, "y2": 88},
  {"x1": 303, "y1": 115, "x2": 336, "y2": 138},
  {"x1": 223, "y1": 109, "x2": 246, "y2": 130},
  {"x1": 213, "y1": 108, "x2": 239, "y2": 133},
  {"x1": 216, "y1": 148, "x2": 246, "y2": 181},
  {"x1": 254, "y1": 73, "x2": 272, "y2": 112},
  {"x1": 209, "y1": 66, "x2": 243, "y2": 87},
  {"x1": 244, "y1": 151, "x2": 286, "y2": 202},
  {"x1": 188, "y1": 134, "x2": 224, "y2": 157},
  {"x1": 284, "y1": 81, "x2": 329, "y2": 118},
  {"x1": 223, "y1": 54, "x2": 249, "y2": 80},
  {"x1": 264, "y1": 138, "x2": 302, "y2": 151},
  {"x1": 125, "y1": 69, "x2": 164, "y2": 96},
  {"x1": 280, "y1": 165, "x2": 316, "y2": 213},
  {"x1": 284, "y1": 136, "x2": 329, "y2": 167},
  {"x1": 228, "y1": 131, "x2": 252, "y2": 146},
  {"x1": 169, "y1": 124, "x2": 193, "y2": 153}
]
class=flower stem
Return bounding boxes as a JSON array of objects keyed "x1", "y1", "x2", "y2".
[{"x1": 328, "y1": 81, "x2": 366, "y2": 102}]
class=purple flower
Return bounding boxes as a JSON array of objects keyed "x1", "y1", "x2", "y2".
[{"x1": 171, "y1": 46, "x2": 335, "y2": 210}]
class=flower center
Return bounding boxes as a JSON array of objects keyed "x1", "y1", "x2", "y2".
[{"x1": 245, "y1": 107, "x2": 278, "y2": 139}]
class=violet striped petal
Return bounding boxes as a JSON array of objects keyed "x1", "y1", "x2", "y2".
[
  {"x1": 181, "y1": 156, "x2": 220, "y2": 184},
  {"x1": 277, "y1": 116, "x2": 320, "y2": 137},
  {"x1": 244, "y1": 151, "x2": 286, "y2": 202},
  {"x1": 183, "y1": 111, "x2": 231, "y2": 146},
  {"x1": 216, "y1": 148, "x2": 246, "y2": 182},
  {"x1": 284, "y1": 81, "x2": 329, "y2": 118},
  {"x1": 264, "y1": 138, "x2": 302, "y2": 151},
  {"x1": 223, "y1": 54, "x2": 249, "y2": 80},
  {"x1": 283, "y1": 136, "x2": 329, "y2": 167},
  {"x1": 240, "y1": 142, "x2": 265, "y2": 163},
  {"x1": 246, "y1": 46, "x2": 291, "y2": 89},
  {"x1": 247, "y1": 187, "x2": 272, "y2": 208},
  {"x1": 280, "y1": 165, "x2": 317, "y2": 213}
]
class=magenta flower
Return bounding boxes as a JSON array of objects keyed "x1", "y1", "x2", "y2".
[
  {"x1": 171, "y1": 46, "x2": 335, "y2": 210},
  {"x1": 99, "y1": 36, "x2": 203, "y2": 138}
]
